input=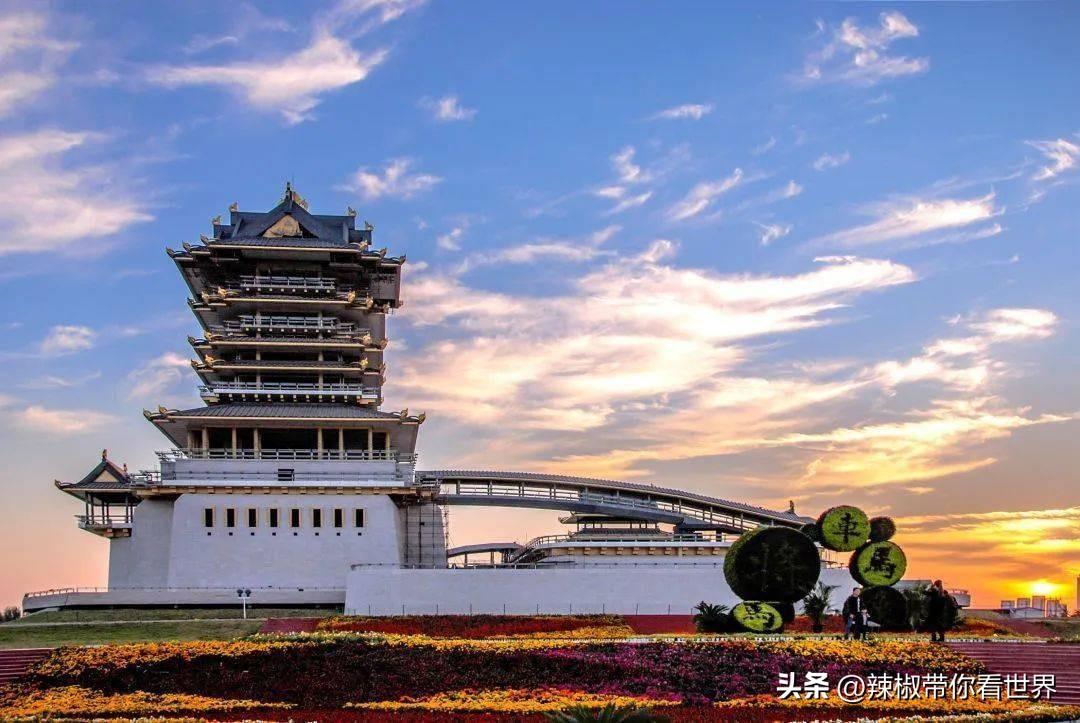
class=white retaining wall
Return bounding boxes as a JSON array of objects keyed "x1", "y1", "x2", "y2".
[{"x1": 345, "y1": 565, "x2": 857, "y2": 616}]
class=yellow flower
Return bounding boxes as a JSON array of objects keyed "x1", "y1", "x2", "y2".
[
  {"x1": 348, "y1": 688, "x2": 678, "y2": 713},
  {"x1": 0, "y1": 686, "x2": 290, "y2": 717}
]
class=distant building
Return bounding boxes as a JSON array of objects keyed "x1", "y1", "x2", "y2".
[
  {"x1": 1046, "y1": 598, "x2": 1067, "y2": 618},
  {"x1": 1017, "y1": 597, "x2": 1031, "y2": 609},
  {"x1": 1031, "y1": 595, "x2": 1047, "y2": 614},
  {"x1": 1000, "y1": 600, "x2": 1015, "y2": 609}
]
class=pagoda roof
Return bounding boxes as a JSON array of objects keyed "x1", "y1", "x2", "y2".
[
  {"x1": 55, "y1": 454, "x2": 135, "y2": 500},
  {"x1": 210, "y1": 183, "x2": 373, "y2": 248},
  {"x1": 145, "y1": 402, "x2": 425, "y2": 446}
]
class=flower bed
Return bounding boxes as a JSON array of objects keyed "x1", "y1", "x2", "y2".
[
  {"x1": 348, "y1": 687, "x2": 679, "y2": 713},
  {"x1": 0, "y1": 685, "x2": 291, "y2": 717},
  {"x1": 24, "y1": 636, "x2": 982, "y2": 709}
]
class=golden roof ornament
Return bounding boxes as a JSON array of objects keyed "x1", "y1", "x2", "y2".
[
  {"x1": 364, "y1": 221, "x2": 374, "y2": 231},
  {"x1": 211, "y1": 215, "x2": 221, "y2": 225},
  {"x1": 229, "y1": 202, "x2": 238, "y2": 212},
  {"x1": 417, "y1": 412, "x2": 426, "y2": 423},
  {"x1": 182, "y1": 242, "x2": 192, "y2": 251},
  {"x1": 347, "y1": 206, "x2": 357, "y2": 217}
]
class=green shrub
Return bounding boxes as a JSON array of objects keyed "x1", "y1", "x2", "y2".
[{"x1": 723, "y1": 526, "x2": 820, "y2": 603}]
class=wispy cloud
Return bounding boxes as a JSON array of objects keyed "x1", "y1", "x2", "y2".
[
  {"x1": 803, "y1": 11, "x2": 929, "y2": 86},
  {"x1": 15, "y1": 405, "x2": 117, "y2": 434},
  {"x1": 0, "y1": 10, "x2": 76, "y2": 117},
  {"x1": 813, "y1": 151, "x2": 850, "y2": 171},
  {"x1": 455, "y1": 225, "x2": 620, "y2": 272},
  {"x1": 0, "y1": 130, "x2": 152, "y2": 254},
  {"x1": 421, "y1": 94, "x2": 477, "y2": 122},
  {"x1": 755, "y1": 222, "x2": 792, "y2": 246},
  {"x1": 589, "y1": 146, "x2": 657, "y2": 215},
  {"x1": 40, "y1": 325, "x2": 96, "y2": 356},
  {"x1": 338, "y1": 158, "x2": 441, "y2": 200},
  {"x1": 182, "y1": 3, "x2": 292, "y2": 55},
  {"x1": 650, "y1": 103, "x2": 713, "y2": 121},
  {"x1": 147, "y1": 0, "x2": 423, "y2": 123},
  {"x1": 436, "y1": 226, "x2": 464, "y2": 251},
  {"x1": 666, "y1": 169, "x2": 743, "y2": 221},
  {"x1": 808, "y1": 192, "x2": 1001, "y2": 250},
  {"x1": 1027, "y1": 137, "x2": 1080, "y2": 182},
  {"x1": 126, "y1": 352, "x2": 191, "y2": 401}
]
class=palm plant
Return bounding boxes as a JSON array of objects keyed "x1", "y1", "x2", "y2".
[
  {"x1": 692, "y1": 601, "x2": 730, "y2": 633},
  {"x1": 546, "y1": 704, "x2": 669, "y2": 723},
  {"x1": 801, "y1": 582, "x2": 837, "y2": 633}
]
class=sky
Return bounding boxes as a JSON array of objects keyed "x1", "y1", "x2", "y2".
[{"x1": 0, "y1": 0, "x2": 1077, "y2": 610}]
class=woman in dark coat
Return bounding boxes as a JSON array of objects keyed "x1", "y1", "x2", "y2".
[{"x1": 926, "y1": 579, "x2": 956, "y2": 642}]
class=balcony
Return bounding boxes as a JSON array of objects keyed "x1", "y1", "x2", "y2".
[
  {"x1": 199, "y1": 381, "x2": 379, "y2": 401},
  {"x1": 224, "y1": 315, "x2": 356, "y2": 334},
  {"x1": 148, "y1": 448, "x2": 420, "y2": 485},
  {"x1": 237, "y1": 275, "x2": 336, "y2": 293},
  {"x1": 76, "y1": 512, "x2": 133, "y2": 538}
]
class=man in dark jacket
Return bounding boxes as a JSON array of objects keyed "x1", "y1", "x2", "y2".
[
  {"x1": 842, "y1": 586, "x2": 866, "y2": 640},
  {"x1": 926, "y1": 579, "x2": 956, "y2": 642}
]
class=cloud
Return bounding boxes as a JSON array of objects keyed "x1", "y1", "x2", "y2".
[
  {"x1": 803, "y1": 11, "x2": 929, "y2": 86},
  {"x1": 0, "y1": 130, "x2": 152, "y2": 254},
  {"x1": 436, "y1": 226, "x2": 464, "y2": 251},
  {"x1": 126, "y1": 352, "x2": 191, "y2": 401},
  {"x1": 456, "y1": 225, "x2": 620, "y2": 271},
  {"x1": 666, "y1": 169, "x2": 743, "y2": 221},
  {"x1": 1027, "y1": 138, "x2": 1080, "y2": 182},
  {"x1": 755, "y1": 222, "x2": 792, "y2": 246},
  {"x1": 16, "y1": 405, "x2": 116, "y2": 434},
  {"x1": 808, "y1": 192, "x2": 1001, "y2": 250},
  {"x1": 611, "y1": 146, "x2": 647, "y2": 184},
  {"x1": 148, "y1": 0, "x2": 422, "y2": 123},
  {"x1": 752, "y1": 137, "x2": 777, "y2": 155},
  {"x1": 20, "y1": 371, "x2": 102, "y2": 390},
  {"x1": 898, "y1": 507, "x2": 1080, "y2": 605},
  {"x1": 182, "y1": 3, "x2": 292, "y2": 55},
  {"x1": 606, "y1": 191, "x2": 653, "y2": 215},
  {"x1": 0, "y1": 11, "x2": 76, "y2": 117},
  {"x1": 338, "y1": 158, "x2": 441, "y2": 200},
  {"x1": 394, "y1": 254, "x2": 914, "y2": 448},
  {"x1": 421, "y1": 94, "x2": 476, "y2": 122},
  {"x1": 40, "y1": 325, "x2": 96, "y2": 356},
  {"x1": 651, "y1": 103, "x2": 713, "y2": 121},
  {"x1": 813, "y1": 151, "x2": 851, "y2": 171}
]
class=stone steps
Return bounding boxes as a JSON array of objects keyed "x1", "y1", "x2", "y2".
[
  {"x1": 948, "y1": 642, "x2": 1080, "y2": 704},
  {"x1": 0, "y1": 648, "x2": 52, "y2": 685}
]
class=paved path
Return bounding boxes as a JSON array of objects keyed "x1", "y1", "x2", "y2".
[
  {"x1": 948, "y1": 641, "x2": 1080, "y2": 705},
  {"x1": 0, "y1": 648, "x2": 52, "y2": 685}
]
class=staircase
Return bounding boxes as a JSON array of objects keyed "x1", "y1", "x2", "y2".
[
  {"x1": 0, "y1": 648, "x2": 52, "y2": 686},
  {"x1": 948, "y1": 641, "x2": 1080, "y2": 704}
]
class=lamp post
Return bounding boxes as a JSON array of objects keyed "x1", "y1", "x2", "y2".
[{"x1": 236, "y1": 588, "x2": 252, "y2": 619}]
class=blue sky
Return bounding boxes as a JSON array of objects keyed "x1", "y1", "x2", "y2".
[{"x1": 0, "y1": 1, "x2": 1078, "y2": 608}]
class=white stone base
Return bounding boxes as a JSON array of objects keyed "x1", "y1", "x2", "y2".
[
  {"x1": 345, "y1": 565, "x2": 856, "y2": 616},
  {"x1": 23, "y1": 587, "x2": 345, "y2": 612}
]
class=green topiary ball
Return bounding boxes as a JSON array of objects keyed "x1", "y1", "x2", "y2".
[
  {"x1": 862, "y1": 585, "x2": 908, "y2": 630},
  {"x1": 849, "y1": 541, "x2": 907, "y2": 587},
  {"x1": 816, "y1": 506, "x2": 870, "y2": 552},
  {"x1": 800, "y1": 522, "x2": 822, "y2": 542},
  {"x1": 868, "y1": 516, "x2": 897, "y2": 542},
  {"x1": 732, "y1": 601, "x2": 785, "y2": 633},
  {"x1": 724, "y1": 526, "x2": 821, "y2": 603}
]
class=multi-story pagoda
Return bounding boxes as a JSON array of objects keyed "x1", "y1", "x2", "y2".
[{"x1": 34, "y1": 186, "x2": 838, "y2": 614}]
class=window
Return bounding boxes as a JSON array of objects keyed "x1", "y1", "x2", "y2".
[
  {"x1": 354, "y1": 508, "x2": 365, "y2": 528},
  {"x1": 203, "y1": 508, "x2": 214, "y2": 528},
  {"x1": 225, "y1": 508, "x2": 236, "y2": 528},
  {"x1": 277, "y1": 468, "x2": 295, "y2": 482},
  {"x1": 269, "y1": 508, "x2": 279, "y2": 528},
  {"x1": 290, "y1": 508, "x2": 301, "y2": 528},
  {"x1": 333, "y1": 508, "x2": 343, "y2": 528},
  {"x1": 312, "y1": 508, "x2": 322, "y2": 528},
  {"x1": 247, "y1": 509, "x2": 258, "y2": 528}
]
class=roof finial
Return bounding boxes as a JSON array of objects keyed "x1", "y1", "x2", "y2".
[
  {"x1": 101, "y1": 448, "x2": 108, "y2": 460},
  {"x1": 229, "y1": 201, "x2": 238, "y2": 212}
]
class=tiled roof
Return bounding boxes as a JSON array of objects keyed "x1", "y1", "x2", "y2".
[
  {"x1": 165, "y1": 403, "x2": 404, "y2": 419},
  {"x1": 209, "y1": 237, "x2": 355, "y2": 249}
]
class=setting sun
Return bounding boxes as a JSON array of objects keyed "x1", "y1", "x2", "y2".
[{"x1": 1030, "y1": 580, "x2": 1058, "y2": 597}]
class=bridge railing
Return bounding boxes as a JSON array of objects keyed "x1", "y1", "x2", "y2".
[{"x1": 434, "y1": 480, "x2": 759, "y2": 532}]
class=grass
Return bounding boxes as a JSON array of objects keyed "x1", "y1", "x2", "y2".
[
  {"x1": 12, "y1": 607, "x2": 336, "y2": 624},
  {"x1": 0, "y1": 620, "x2": 262, "y2": 648},
  {"x1": 1036, "y1": 618, "x2": 1080, "y2": 640}
]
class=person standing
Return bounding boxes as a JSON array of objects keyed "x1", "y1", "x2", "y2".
[
  {"x1": 842, "y1": 586, "x2": 866, "y2": 640},
  {"x1": 926, "y1": 579, "x2": 954, "y2": 642}
]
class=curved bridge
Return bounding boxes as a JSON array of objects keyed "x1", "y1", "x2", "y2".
[{"x1": 418, "y1": 470, "x2": 809, "y2": 535}]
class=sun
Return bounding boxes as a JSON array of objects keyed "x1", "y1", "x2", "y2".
[{"x1": 1030, "y1": 580, "x2": 1057, "y2": 596}]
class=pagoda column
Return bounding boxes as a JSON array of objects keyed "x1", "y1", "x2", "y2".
[{"x1": 338, "y1": 428, "x2": 344, "y2": 457}]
